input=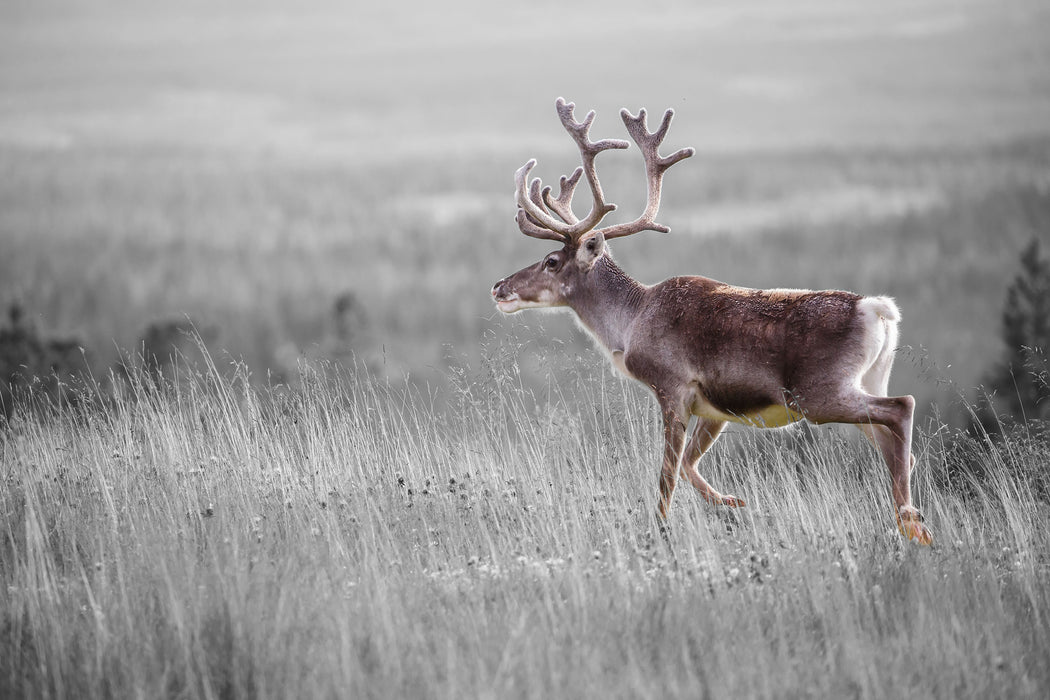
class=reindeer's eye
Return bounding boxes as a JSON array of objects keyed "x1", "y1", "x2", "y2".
[{"x1": 544, "y1": 256, "x2": 558, "y2": 269}]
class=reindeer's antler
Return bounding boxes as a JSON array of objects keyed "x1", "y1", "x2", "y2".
[
  {"x1": 598, "y1": 108, "x2": 695, "y2": 240},
  {"x1": 514, "y1": 98, "x2": 628, "y2": 243},
  {"x1": 515, "y1": 98, "x2": 693, "y2": 244}
]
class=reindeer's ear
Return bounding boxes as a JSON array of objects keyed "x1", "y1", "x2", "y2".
[{"x1": 576, "y1": 231, "x2": 605, "y2": 270}]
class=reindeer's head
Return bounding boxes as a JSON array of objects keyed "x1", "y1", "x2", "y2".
[
  {"x1": 492, "y1": 98, "x2": 693, "y2": 314},
  {"x1": 491, "y1": 233, "x2": 606, "y2": 314}
]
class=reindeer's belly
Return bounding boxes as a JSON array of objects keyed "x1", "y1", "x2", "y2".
[{"x1": 689, "y1": 388, "x2": 804, "y2": 428}]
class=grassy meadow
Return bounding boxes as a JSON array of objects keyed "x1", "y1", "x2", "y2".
[
  {"x1": 2, "y1": 354, "x2": 1049, "y2": 698},
  {"x1": 3, "y1": 1, "x2": 1050, "y2": 698}
]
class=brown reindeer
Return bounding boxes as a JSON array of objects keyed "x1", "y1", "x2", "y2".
[{"x1": 491, "y1": 98, "x2": 932, "y2": 544}]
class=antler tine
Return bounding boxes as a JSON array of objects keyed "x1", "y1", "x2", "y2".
[
  {"x1": 525, "y1": 175, "x2": 579, "y2": 232},
  {"x1": 515, "y1": 159, "x2": 574, "y2": 238},
  {"x1": 515, "y1": 208, "x2": 567, "y2": 242},
  {"x1": 598, "y1": 107, "x2": 695, "y2": 241},
  {"x1": 542, "y1": 167, "x2": 583, "y2": 225},
  {"x1": 514, "y1": 168, "x2": 567, "y2": 241},
  {"x1": 528, "y1": 177, "x2": 547, "y2": 212}
]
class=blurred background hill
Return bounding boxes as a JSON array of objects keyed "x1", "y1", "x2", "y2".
[{"x1": 2, "y1": 0, "x2": 1049, "y2": 421}]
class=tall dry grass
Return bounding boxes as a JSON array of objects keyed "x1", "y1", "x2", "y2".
[{"x1": 2, "y1": 344, "x2": 1048, "y2": 699}]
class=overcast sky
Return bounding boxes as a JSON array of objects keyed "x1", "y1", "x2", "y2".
[{"x1": 2, "y1": 0, "x2": 1049, "y2": 162}]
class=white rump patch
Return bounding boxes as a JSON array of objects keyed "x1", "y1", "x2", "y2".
[
  {"x1": 855, "y1": 296, "x2": 902, "y2": 394},
  {"x1": 858, "y1": 296, "x2": 901, "y2": 322}
]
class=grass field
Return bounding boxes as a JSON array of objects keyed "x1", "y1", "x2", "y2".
[{"x1": 2, "y1": 356, "x2": 1048, "y2": 698}]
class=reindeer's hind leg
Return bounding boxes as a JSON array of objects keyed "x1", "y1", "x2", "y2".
[
  {"x1": 854, "y1": 312, "x2": 929, "y2": 544},
  {"x1": 680, "y1": 419, "x2": 745, "y2": 507},
  {"x1": 809, "y1": 388, "x2": 930, "y2": 544},
  {"x1": 859, "y1": 394, "x2": 930, "y2": 540},
  {"x1": 856, "y1": 402, "x2": 929, "y2": 543}
]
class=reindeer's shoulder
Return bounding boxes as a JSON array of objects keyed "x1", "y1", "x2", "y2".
[
  {"x1": 647, "y1": 275, "x2": 723, "y2": 301},
  {"x1": 639, "y1": 276, "x2": 718, "y2": 325}
]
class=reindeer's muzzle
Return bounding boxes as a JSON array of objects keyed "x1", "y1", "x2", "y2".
[{"x1": 491, "y1": 278, "x2": 525, "y2": 313}]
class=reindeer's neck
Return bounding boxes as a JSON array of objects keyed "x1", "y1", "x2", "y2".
[{"x1": 567, "y1": 254, "x2": 646, "y2": 353}]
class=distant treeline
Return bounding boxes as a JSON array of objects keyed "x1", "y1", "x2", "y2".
[{"x1": 0, "y1": 290, "x2": 370, "y2": 419}]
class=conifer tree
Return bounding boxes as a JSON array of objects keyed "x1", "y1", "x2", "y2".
[{"x1": 989, "y1": 238, "x2": 1050, "y2": 422}]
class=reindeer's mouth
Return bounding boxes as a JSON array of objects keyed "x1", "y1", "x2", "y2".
[
  {"x1": 495, "y1": 292, "x2": 523, "y2": 314},
  {"x1": 496, "y1": 294, "x2": 553, "y2": 314}
]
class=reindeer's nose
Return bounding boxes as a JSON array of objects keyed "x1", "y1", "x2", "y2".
[{"x1": 491, "y1": 279, "x2": 506, "y2": 298}]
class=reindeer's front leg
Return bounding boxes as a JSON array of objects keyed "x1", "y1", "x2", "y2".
[
  {"x1": 681, "y1": 418, "x2": 746, "y2": 508},
  {"x1": 657, "y1": 404, "x2": 688, "y2": 520}
]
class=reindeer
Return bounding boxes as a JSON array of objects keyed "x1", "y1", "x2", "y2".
[{"x1": 491, "y1": 98, "x2": 932, "y2": 545}]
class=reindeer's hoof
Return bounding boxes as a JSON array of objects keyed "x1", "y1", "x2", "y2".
[
  {"x1": 897, "y1": 508, "x2": 933, "y2": 545},
  {"x1": 708, "y1": 493, "x2": 746, "y2": 508}
]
